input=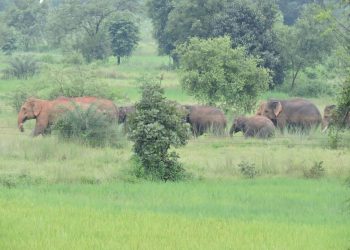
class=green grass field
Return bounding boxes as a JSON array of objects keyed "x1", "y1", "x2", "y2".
[
  {"x1": 1, "y1": 179, "x2": 349, "y2": 249},
  {"x1": 0, "y1": 23, "x2": 350, "y2": 249}
]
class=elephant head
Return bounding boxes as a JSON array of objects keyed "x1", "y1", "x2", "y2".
[
  {"x1": 229, "y1": 116, "x2": 247, "y2": 136},
  {"x1": 18, "y1": 98, "x2": 43, "y2": 132},
  {"x1": 322, "y1": 105, "x2": 336, "y2": 132},
  {"x1": 255, "y1": 101, "x2": 267, "y2": 115},
  {"x1": 260, "y1": 100, "x2": 282, "y2": 125}
]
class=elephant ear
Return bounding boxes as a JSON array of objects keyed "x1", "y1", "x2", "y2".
[
  {"x1": 33, "y1": 101, "x2": 42, "y2": 117},
  {"x1": 272, "y1": 101, "x2": 282, "y2": 117}
]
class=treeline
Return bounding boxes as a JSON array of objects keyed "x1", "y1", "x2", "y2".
[{"x1": 0, "y1": 0, "x2": 143, "y2": 63}]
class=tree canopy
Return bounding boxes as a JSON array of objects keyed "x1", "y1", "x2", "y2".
[
  {"x1": 177, "y1": 36, "x2": 271, "y2": 113},
  {"x1": 5, "y1": 0, "x2": 48, "y2": 50},
  {"x1": 109, "y1": 19, "x2": 140, "y2": 64},
  {"x1": 277, "y1": 4, "x2": 335, "y2": 89}
]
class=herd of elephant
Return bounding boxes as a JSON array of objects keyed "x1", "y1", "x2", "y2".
[{"x1": 17, "y1": 96, "x2": 349, "y2": 138}]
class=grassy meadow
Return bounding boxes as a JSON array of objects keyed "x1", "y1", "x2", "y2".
[{"x1": 0, "y1": 22, "x2": 350, "y2": 249}]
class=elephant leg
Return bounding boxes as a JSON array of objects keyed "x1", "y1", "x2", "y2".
[
  {"x1": 244, "y1": 129, "x2": 255, "y2": 138},
  {"x1": 32, "y1": 124, "x2": 47, "y2": 136}
]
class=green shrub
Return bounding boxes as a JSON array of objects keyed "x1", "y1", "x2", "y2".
[
  {"x1": 46, "y1": 66, "x2": 115, "y2": 100},
  {"x1": 39, "y1": 54, "x2": 57, "y2": 64},
  {"x1": 128, "y1": 80, "x2": 190, "y2": 181},
  {"x1": 291, "y1": 79, "x2": 334, "y2": 97},
  {"x1": 61, "y1": 51, "x2": 85, "y2": 65},
  {"x1": 9, "y1": 88, "x2": 35, "y2": 112},
  {"x1": 53, "y1": 104, "x2": 124, "y2": 148},
  {"x1": 238, "y1": 161, "x2": 258, "y2": 179},
  {"x1": 327, "y1": 127, "x2": 342, "y2": 149},
  {"x1": 304, "y1": 161, "x2": 325, "y2": 179},
  {"x1": 2, "y1": 56, "x2": 39, "y2": 79}
]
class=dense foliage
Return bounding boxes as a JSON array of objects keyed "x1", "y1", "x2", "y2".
[
  {"x1": 335, "y1": 75, "x2": 350, "y2": 128},
  {"x1": 213, "y1": 1, "x2": 284, "y2": 86},
  {"x1": 128, "y1": 81, "x2": 189, "y2": 181},
  {"x1": 147, "y1": 0, "x2": 284, "y2": 86},
  {"x1": 277, "y1": 0, "x2": 313, "y2": 25},
  {"x1": 177, "y1": 37, "x2": 270, "y2": 113},
  {"x1": 5, "y1": 0, "x2": 48, "y2": 50}
]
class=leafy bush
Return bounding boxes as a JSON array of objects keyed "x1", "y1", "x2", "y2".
[
  {"x1": 46, "y1": 66, "x2": 115, "y2": 100},
  {"x1": 53, "y1": 104, "x2": 124, "y2": 147},
  {"x1": 304, "y1": 161, "x2": 326, "y2": 179},
  {"x1": 128, "y1": 80, "x2": 190, "y2": 181},
  {"x1": 2, "y1": 56, "x2": 39, "y2": 79},
  {"x1": 9, "y1": 88, "x2": 35, "y2": 112},
  {"x1": 238, "y1": 161, "x2": 258, "y2": 179},
  {"x1": 335, "y1": 75, "x2": 350, "y2": 128},
  {"x1": 61, "y1": 51, "x2": 85, "y2": 65}
]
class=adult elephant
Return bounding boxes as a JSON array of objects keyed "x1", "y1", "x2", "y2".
[
  {"x1": 18, "y1": 97, "x2": 118, "y2": 136},
  {"x1": 322, "y1": 104, "x2": 350, "y2": 131},
  {"x1": 184, "y1": 105, "x2": 227, "y2": 136},
  {"x1": 230, "y1": 115, "x2": 275, "y2": 138},
  {"x1": 256, "y1": 98, "x2": 322, "y2": 132}
]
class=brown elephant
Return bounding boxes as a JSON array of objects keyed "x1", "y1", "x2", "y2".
[
  {"x1": 18, "y1": 97, "x2": 118, "y2": 136},
  {"x1": 183, "y1": 105, "x2": 227, "y2": 136},
  {"x1": 256, "y1": 98, "x2": 322, "y2": 132},
  {"x1": 322, "y1": 104, "x2": 350, "y2": 131},
  {"x1": 230, "y1": 115, "x2": 275, "y2": 138}
]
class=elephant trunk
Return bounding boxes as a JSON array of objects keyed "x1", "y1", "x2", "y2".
[
  {"x1": 18, "y1": 112, "x2": 25, "y2": 132},
  {"x1": 321, "y1": 119, "x2": 329, "y2": 133}
]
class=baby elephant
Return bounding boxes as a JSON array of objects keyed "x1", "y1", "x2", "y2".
[{"x1": 230, "y1": 116, "x2": 275, "y2": 138}]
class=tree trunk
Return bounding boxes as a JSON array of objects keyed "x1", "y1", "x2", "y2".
[
  {"x1": 291, "y1": 65, "x2": 301, "y2": 90},
  {"x1": 117, "y1": 56, "x2": 121, "y2": 65}
]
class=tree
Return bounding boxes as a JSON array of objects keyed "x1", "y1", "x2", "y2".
[
  {"x1": 317, "y1": 0, "x2": 350, "y2": 69},
  {"x1": 5, "y1": 0, "x2": 48, "y2": 50},
  {"x1": 109, "y1": 19, "x2": 140, "y2": 65},
  {"x1": 176, "y1": 36, "x2": 271, "y2": 113},
  {"x1": 147, "y1": 0, "x2": 174, "y2": 55},
  {"x1": 277, "y1": 4, "x2": 334, "y2": 90},
  {"x1": 213, "y1": 0, "x2": 285, "y2": 86},
  {"x1": 46, "y1": 0, "x2": 140, "y2": 60},
  {"x1": 75, "y1": 31, "x2": 111, "y2": 63},
  {"x1": 128, "y1": 80, "x2": 189, "y2": 181}
]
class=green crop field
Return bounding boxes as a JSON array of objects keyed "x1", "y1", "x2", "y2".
[
  {"x1": 0, "y1": 17, "x2": 349, "y2": 250},
  {"x1": 0, "y1": 180, "x2": 350, "y2": 249}
]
